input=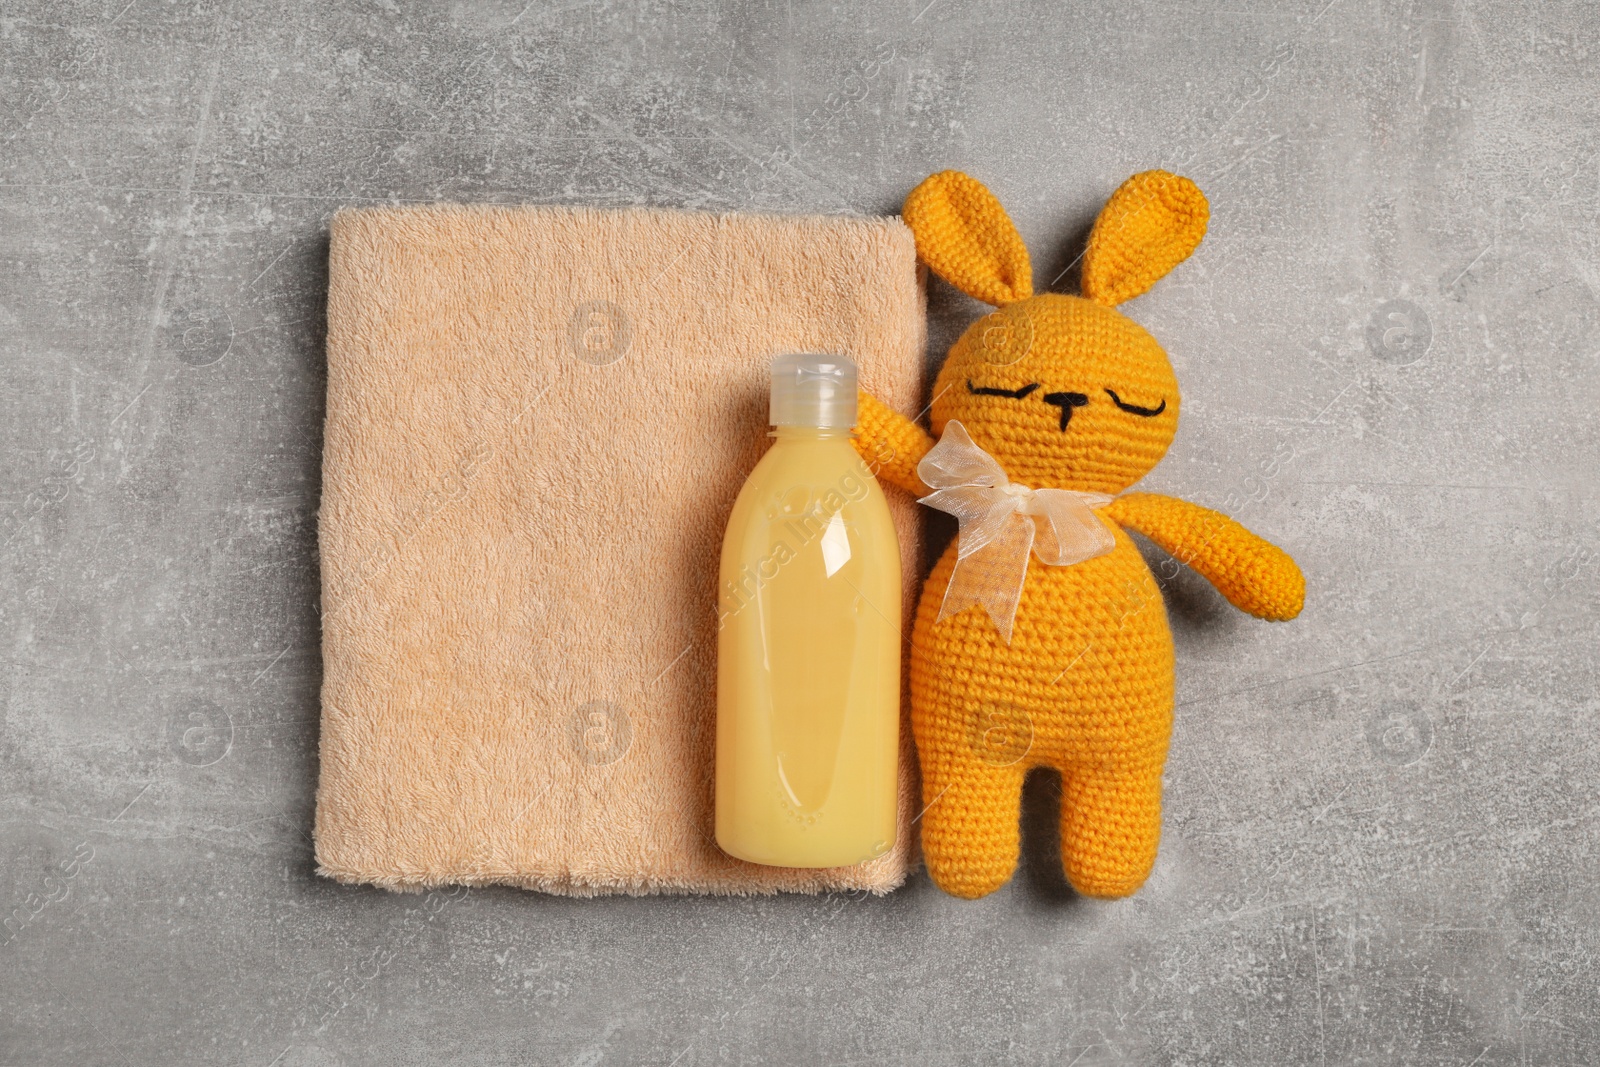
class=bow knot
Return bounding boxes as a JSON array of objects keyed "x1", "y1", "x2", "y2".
[{"x1": 917, "y1": 420, "x2": 1116, "y2": 643}]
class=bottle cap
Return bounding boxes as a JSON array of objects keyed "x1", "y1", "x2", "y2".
[{"x1": 768, "y1": 352, "x2": 858, "y2": 429}]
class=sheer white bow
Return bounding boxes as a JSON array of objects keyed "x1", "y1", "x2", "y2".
[{"x1": 916, "y1": 420, "x2": 1116, "y2": 643}]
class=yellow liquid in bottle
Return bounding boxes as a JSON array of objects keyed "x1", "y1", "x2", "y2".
[{"x1": 715, "y1": 427, "x2": 902, "y2": 868}]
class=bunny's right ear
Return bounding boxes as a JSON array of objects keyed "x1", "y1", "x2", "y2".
[
  {"x1": 902, "y1": 171, "x2": 1033, "y2": 306},
  {"x1": 1081, "y1": 170, "x2": 1208, "y2": 306}
]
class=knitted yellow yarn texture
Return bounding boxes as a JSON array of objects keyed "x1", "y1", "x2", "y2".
[
  {"x1": 857, "y1": 389, "x2": 933, "y2": 495},
  {"x1": 857, "y1": 170, "x2": 1305, "y2": 900},
  {"x1": 903, "y1": 170, "x2": 1034, "y2": 306}
]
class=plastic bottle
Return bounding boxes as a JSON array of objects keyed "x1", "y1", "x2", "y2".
[{"x1": 715, "y1": 353, "x2": 902, "y2": 868}]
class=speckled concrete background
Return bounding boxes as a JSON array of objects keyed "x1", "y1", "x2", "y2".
[{"x1": 3, "y1": 1, "x2": 1597, "y2": 1063}]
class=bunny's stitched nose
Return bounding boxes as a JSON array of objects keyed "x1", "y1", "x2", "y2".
[{"x1": 1043, "y1": 391, "x2": 1089, "y2": 431}]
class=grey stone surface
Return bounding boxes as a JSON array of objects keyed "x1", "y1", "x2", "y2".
[{"x1": 3, "y1": 0, "x2": 1598, "y2": 1063}]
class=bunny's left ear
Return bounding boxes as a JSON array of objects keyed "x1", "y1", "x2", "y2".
[
  {"x1": 902, "y1": 171, "x2": 1033, "y2": 307},
  {"x1": 1081, "y1": 171, "x2": 1209, "y2": 306}
]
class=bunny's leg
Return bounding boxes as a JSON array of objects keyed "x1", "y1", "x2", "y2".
[
  {"x1": 916, "y1": 707, "x2": 1027, "y2": 899},
  {"x1": 920, "y1": 764, "x2": 1026, "y2": 899},
  {"x1": 1058, "y1": 756, "x2": 1165, "y2": 899}
]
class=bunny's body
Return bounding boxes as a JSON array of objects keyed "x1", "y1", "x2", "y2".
[
  {"x1": 912, "y1": 508, "x2": 1175, "y2": 899},
  {"x1": 856, "y1": 172, "x2": 1305, "y2": 899}
]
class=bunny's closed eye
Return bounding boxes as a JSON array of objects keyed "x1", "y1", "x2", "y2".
[
  {"x1": 967, "y1": 380, "x2": 1039, "y2": 400},
  {"x1": 1105, "y1": 389, "x2": 1167, "y2": 417}
]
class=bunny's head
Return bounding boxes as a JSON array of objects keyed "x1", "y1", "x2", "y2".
[{"x1": 905, "y1": 171, "x2": 1208, "y2": 495}]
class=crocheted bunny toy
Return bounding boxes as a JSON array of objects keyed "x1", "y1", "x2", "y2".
[{"x1": 855, "y1": 170, "x2": 1305, "y2": 899}]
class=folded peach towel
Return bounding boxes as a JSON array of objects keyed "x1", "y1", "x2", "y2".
[{"x1": 314, "y1": 203, "x2": 926, "y2": 895}]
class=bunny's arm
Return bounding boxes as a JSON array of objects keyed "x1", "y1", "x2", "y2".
[
  {"x1": 853, "y1": 389, "x2": 934, "y2": 496},
  {"x1": 1104, "y1": 493, "x2": 1305, "y2": 621}
]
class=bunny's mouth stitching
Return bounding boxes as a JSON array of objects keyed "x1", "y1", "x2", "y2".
[
  {"x1": 1042, "y1": 391, "x2": 1089, "y2": 431},
  {"x1": 967, "y1": 380, "x2": 1039, "y2": 400},
  {"x1": 1105, "y1": 389, "x2": 1167, "y2": 417}
]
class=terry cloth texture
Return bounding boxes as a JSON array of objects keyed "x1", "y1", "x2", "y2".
[{"x1": 315, "y1": 203, "x2": 927, "y2": 896}]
